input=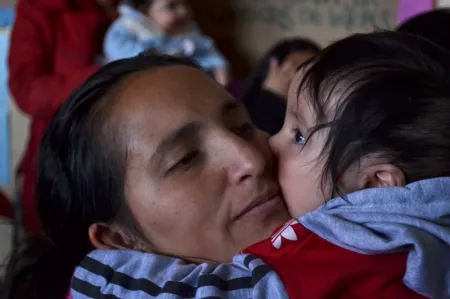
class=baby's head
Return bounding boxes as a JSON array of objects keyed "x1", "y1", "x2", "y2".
[
  {"x1": 270, "y1": 31, "x2": 450, "y2": 217},
  {"x1": 124, "y1": 0, "x2": 192, "y2": 34}
]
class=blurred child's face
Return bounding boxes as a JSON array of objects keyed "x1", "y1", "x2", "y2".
[
  {"x1": 148, "y1": 0, "x2": 192, "y2": 35},
  {"x1": 269, "y1": 70, "x2": 331, "y2": 218}
]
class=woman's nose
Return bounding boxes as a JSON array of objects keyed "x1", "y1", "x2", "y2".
[{"x1": 225, "y1": 134, "x2": 267, "y2": 185}]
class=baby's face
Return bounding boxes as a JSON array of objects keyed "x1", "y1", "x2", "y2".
[
  {"x1": 148, "y1": 0, "x2": 192, "y2": 35},
  {"x1": 271, "y1": 69, "x2": 410, "y2": 218},
  {"x1": 270, "y1": 70, "x2": 331, "y2": 218}
]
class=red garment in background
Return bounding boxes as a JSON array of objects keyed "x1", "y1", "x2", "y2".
[
  {"x1": 0, "y1": 191, "x2": 12, "y2": 219},
  {"x1": 8, "y1": 0, "x2": 113, "y2": 232},
  {"x1": 243, "y1": 219, "x2": 427, "y2": 299}
]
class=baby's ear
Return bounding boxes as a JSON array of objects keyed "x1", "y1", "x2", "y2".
[
  {"x1": 361, "y1": 163, "x2": 406, "y2": 189},
  {"x1": 340, "y1": 160, "x2": 406, "y2": 193}
]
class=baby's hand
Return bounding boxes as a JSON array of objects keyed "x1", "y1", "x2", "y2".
[{"x1": 214, "y1": 67, "x2": 231, "y2": 87}]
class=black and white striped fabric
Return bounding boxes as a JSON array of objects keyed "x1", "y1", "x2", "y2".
[{"x1": 71, "y1": 250, "x2": 288, "y2": 298}]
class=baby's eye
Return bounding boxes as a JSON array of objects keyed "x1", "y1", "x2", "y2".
[{"x1": 294, "y1": 129, "x2": 306, "y2": 145}]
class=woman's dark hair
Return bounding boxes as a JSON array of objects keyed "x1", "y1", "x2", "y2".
[
  {"x1": 242, "y1": 38, "x2": 321, "y2": 101},
  {"x1": 397, "y1": 9, "x2": 450, "y2": 52},
  {"x1": 1, "y1": 54, "x2": 197, "y2": 299},
  {"x1": 298, "y1": 31, "x2": 450, "y2": 197}
]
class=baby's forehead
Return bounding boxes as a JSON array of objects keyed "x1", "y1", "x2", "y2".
[
  {"x1": 287, "y1": 67, "x2": 346, "y2": 124},
  {"x1": 287, "y1": 69, "x2": 307, "y2": 109},
  {"x1": 288, "y1": 68, "x2": 308, "y2": 102},
  {"x1": 286, "y1": 69, "x2": 315, "y2": 126}
]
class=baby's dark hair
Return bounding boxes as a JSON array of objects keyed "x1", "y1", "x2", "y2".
[{"x1": 298, "y1": 31, "x2": 450, "y2": 196}]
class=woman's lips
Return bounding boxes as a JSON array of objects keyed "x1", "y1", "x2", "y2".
[{"x1": 235, "y1": 193, "x2": 284, "y2": 222}]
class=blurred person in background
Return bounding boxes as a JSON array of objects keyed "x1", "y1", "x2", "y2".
[
  {"x1": 8, "y1": 0, "x2": 117, "y2": 233},
  {"x1": 104, "y1": 0, "x2": 230, "y2": 85},
  {"x1": 396, "y1": 9, "x2": 450, "y2": 51},
  {"x1": 242, "y1": 38, "x2": 320, "y2": 135}
]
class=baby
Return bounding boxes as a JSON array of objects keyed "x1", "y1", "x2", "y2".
[
  {"x1": 73, "y1": 32, "x2": 450, "y2": 299},
  {"x1": 104, "y1": 0, "x2": 230, "y2": 85}
]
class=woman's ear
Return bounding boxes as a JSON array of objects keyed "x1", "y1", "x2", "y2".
[
  {"x1": 362, "y1": 163, "x2": 406, "y2": 189},
  {"x1": 88, "y1": 223, "x2": 137, "y2": 250}
]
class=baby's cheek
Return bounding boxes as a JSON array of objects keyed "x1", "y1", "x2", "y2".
[
  {"x1": 277, "y1": 160, "x2": 302, "y2": 199},
  {"x1": 278, "y1": 150, "x2": 308, "y2": 178},
  {"x1": 277, "y1": 157, "x2": 324, "y2": 218},
  {"x1": 276, "y1": 156, "x2": 294, "y2": 184}
]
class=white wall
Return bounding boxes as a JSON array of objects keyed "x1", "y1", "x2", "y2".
[
  {"x1": 0, "y1": 26, "x2": 30, "y2": 199},
  {"x1": 1, "y1": 101, "x2": 29, "y2": 199},
  {"x1": 437, "y1": 0, "x2": 450, "y2": 7},
  {"x1": 0, "y1": 98, "x2": 28, "y2": 272},
  {"x1": 0, "y1": 24, "x2": 29, "y2": 273}
]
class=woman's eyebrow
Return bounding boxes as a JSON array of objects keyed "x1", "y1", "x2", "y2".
[{"x1": 150, "y1": 122, "x2": 201, "y2": 164}]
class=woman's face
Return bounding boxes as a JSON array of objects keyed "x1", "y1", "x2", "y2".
[{"x1": 114, "y1": 66, "x2": 290, "y2": 263}]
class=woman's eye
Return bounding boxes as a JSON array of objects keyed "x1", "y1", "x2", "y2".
[
  {"x1": 294, "y1": 129, "x2": 306, "y2": 145},
  {"x1": 235, "y1": 123, "x2": 255, "y2": 139},
  {"x1": 170, "y1": 151, "x2": 199, "y2": 172}
]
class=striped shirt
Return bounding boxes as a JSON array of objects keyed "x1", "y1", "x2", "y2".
[{"x1": 71, "y1": 251, "x2": 288, "y2": 298}]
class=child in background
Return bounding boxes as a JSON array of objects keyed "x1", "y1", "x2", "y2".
[
  {"x1": 73, "y1": 32, "x2": 450, "y2": 299},
  {"x1": 104, "y1": 0, "x2": 230, "y2": 85},
  {"x1": 242, "y1": 38, "x2": 321, "y2": 135}
]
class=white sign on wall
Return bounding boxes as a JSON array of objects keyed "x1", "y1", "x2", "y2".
[
  {"x1": 437, "y1": 0, "x2": 450, "y2": 7},
  {"x1": 197, "y1": 0, "x2": 399, "y2": 65}
]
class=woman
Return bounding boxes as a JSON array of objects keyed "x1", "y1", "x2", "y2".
[
  {"x1": 8, "y1": 0, "x2": 117, "y2": 232},
  {"x1": 242, "y1": 38, "x2": 320, "y2": 135},
  {"x1": 2, "y1": 54, "x2": 290, "y2": 299}
]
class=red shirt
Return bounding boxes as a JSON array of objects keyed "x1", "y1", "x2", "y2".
[{"x1": 243, "y1": 219, "x2": 427, "y2": 299}]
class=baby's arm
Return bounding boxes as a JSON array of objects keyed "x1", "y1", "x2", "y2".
[
  {"x1": 201, "y1": 45, "x2": 230, "y2": 86},
  {"x1": 71, "y1": 249, "x2": 288, "y2": 298},
  {"x1": 192, "y1": 33, "x2": 230, "y2": 85}
]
